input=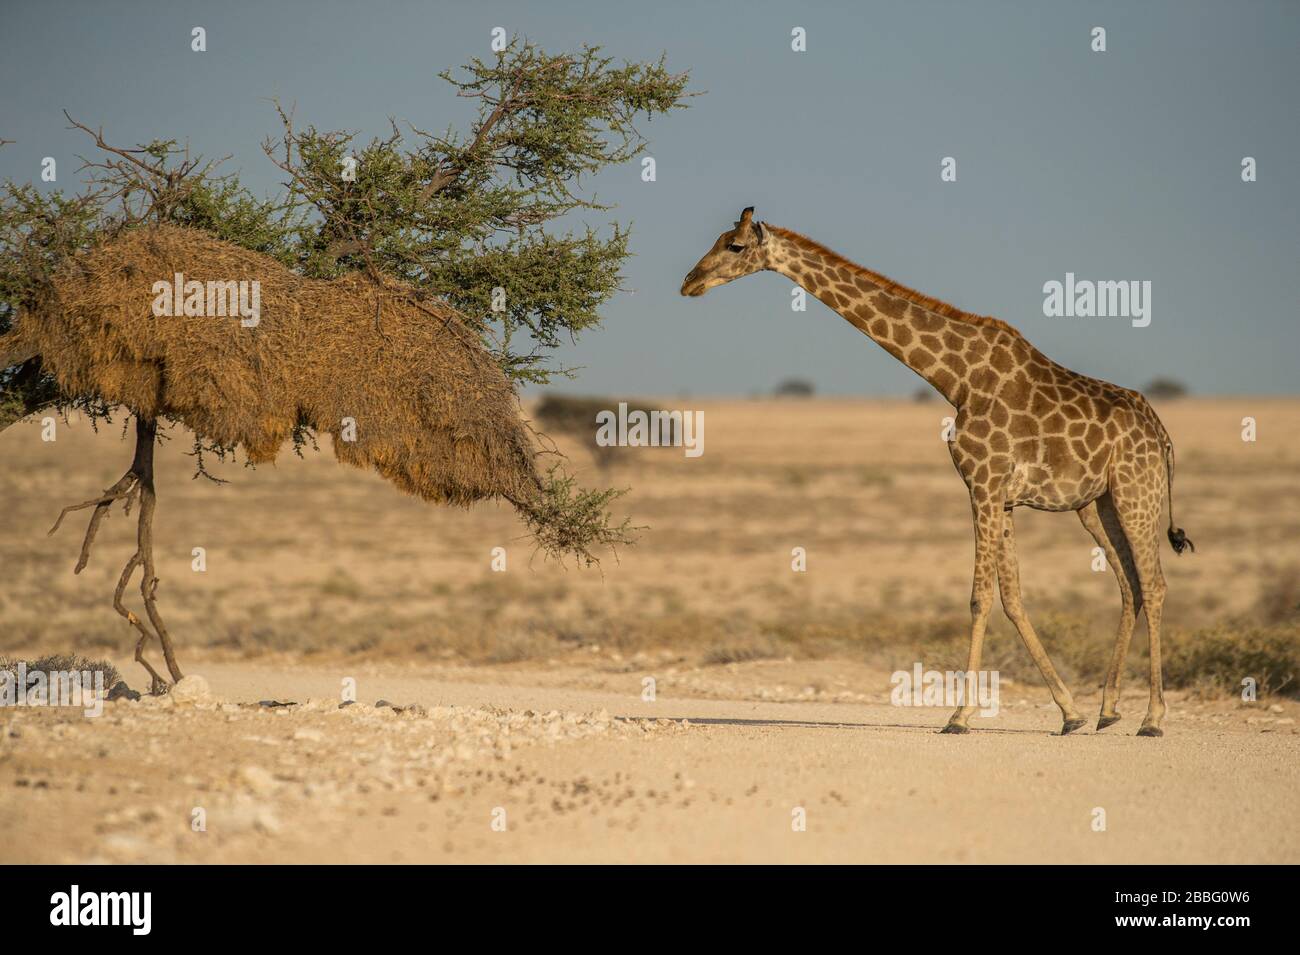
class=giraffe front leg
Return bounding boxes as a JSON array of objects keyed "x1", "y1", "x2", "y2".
[
  {"x1": 941, "y1": 497, "x2": 1002, "y2": 734},
  {"x1": 999, "y1": 511, "x2": 1085, "y2": 734}
]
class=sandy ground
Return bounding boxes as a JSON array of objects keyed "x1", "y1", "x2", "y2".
[
  {"x1": 1, "y1": 397, "x2": 1297, "y2": 863},
  {"x1": 2, "y1": 655, "x2": 1296, "y2": 864}
]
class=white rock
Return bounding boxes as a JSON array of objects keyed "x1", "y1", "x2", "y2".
[{"x1": 170, "y1": 675, "x2": 215, "y2": 706}]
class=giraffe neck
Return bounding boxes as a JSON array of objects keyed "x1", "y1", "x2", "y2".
[{"x1": 764, "y1": 226, "x2": 996, "y2": 407}]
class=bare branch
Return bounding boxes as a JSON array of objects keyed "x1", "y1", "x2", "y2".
[
  {"x1": 418, "y1": 69, "x2": 525, "y2": 202},
  {"x1": 64, "y1": 111, "x2": 162, "y2": 176},
  {"x1": 48, "y1": 416, "x2": 184, "y2": 690}
]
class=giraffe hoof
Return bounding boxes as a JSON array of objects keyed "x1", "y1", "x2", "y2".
[
  {"x1": 939, "y1": 723, "x2": 970, "y2": 735},
  {"x1": 1060, "y1": 717, "x2": 1088, "y2": 735},
  {"x1": 1096, "y1": 713, "x2": 1121, "y2": 731},
  {"x1": 1136, "y1": 725, "x2": 1164, "y2": 738}
]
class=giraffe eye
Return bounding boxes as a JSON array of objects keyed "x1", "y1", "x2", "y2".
[{"x1": 727, "y1": 243, "x2": 745, "y2": 253}]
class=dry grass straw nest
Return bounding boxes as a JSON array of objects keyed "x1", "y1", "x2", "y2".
[{"x1": 17, "y1": 224, "x2": 542, "y2": 507}]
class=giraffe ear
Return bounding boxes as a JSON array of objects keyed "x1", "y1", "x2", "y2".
[{"x1": 754, "y1": 220, "x2": 767, "y2": 244}]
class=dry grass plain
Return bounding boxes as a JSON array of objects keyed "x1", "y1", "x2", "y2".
[{"x1": 1, "y1": 397, "x2": 1298, "y2": 863}]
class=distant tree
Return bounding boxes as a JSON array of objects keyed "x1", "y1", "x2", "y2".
[
  {"x1": 773, "y1": 377, "x2": 815, "y2": 398},
  {"x1": 1145, "y1": 377, "x2": 1189, "y2": 400},
  {"x1": 912, "y1": 386, "x2": 935, "y2": 403},
  {"x1": 534, "y1": 394, "x2": 668, "y2": 473}
]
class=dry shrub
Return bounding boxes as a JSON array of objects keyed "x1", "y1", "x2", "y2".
[
  {"x1": 0, "y1": 654, "x2": 121, "y2": 688},
  {"x1": 702, "y1": 639, "x2": 782, "y2": 666},
  {"x1": 1163, "y1": 625, "x2": 1298, "y2": 698}
]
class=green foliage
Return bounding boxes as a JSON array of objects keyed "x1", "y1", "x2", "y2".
[
  {"x1": 0, "y1": 124, "x2": 307, "y2": 431},
  {"x1": 0, "y1": 180, "x2": 114, "y2": 429},
  {"x1": 0, "y1": 182, "x2": 102, "y2": 318},
  {"x1": 265, "y1": 39, "x2": 689, "y2": 379},
  {"x1": 516, "y1": 466, "x2": 639, "y2": 566},
  {"x1": 170, "y1": 175, "x2": 302, "y2": 266}
]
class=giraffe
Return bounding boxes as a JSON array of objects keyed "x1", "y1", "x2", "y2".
[{"x1": 681, "y1": 208, "x2": 1193, "y2": 736}]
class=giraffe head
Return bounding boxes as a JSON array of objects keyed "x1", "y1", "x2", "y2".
[{"x1": 680, "y1": 207, "x2": 769, "y2": 296}]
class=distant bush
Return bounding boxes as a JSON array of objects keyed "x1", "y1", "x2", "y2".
[
  {"x1": 534, "y1": 394, "x2": 664, "y2": 471},
  {"x1": 773, "y1": 378, "x2": 815, "y2": 398},
  {"x1": 534, "y1": 394, "x2": 617, "y2": 435},
  {"x1": 1145, "y1": 377, "x2": 1189, "y2": 399},
  {"x1": 912, "y1": 387, "x2": 936, "y2": 403}
]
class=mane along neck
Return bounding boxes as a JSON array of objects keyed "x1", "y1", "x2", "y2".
[
  {"x1": 763, "y1": 225, "x2": 1029, "y2": 406},
  {"x1": 766, "y1": 226, "x2": 1022, "y2": 338}
]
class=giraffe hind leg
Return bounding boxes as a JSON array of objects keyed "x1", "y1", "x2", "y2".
[
  {"x1": 1078, "y1": 495, "x2": 1143, "y2": 730},
  {"x1": 1109, "y1": 477, "x2": 1169, "y2": 737}
]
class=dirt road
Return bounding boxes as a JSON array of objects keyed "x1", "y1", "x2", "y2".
[{"x1": 2, "y1": 657, "x2": 1295, "y2": 864}]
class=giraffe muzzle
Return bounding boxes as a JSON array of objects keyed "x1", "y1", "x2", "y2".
[{"x1": 680, "y1": 270, "x2": 710, "y2": 296}]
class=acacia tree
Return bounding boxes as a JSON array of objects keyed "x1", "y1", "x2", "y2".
[
  {"x1": 0, "y1": 39, "x2": 690, "y2": 690},
  {"x1": 4, "y1": 39, "x2": 689, "y2": 417}
]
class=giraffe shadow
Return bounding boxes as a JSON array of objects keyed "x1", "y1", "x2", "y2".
[{"x1": 623, "y1": 715, "x2": 1049, "y2": 735}]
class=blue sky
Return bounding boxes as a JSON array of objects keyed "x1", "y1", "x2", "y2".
[{"x1": 2, "y1": 0, "x2": 1296, "y2": 396}]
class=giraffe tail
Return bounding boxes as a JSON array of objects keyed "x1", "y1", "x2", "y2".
[{"x1": 1162, "y1": 438, "x2": 1195, "y2": 555}]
